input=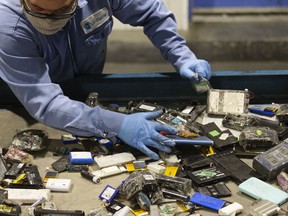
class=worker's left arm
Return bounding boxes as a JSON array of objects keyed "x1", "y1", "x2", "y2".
[{"x1": 109, "y1": 0, "x2": 211, "y2": 82}]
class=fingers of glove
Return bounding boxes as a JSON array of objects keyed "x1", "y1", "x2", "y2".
[
  {"x1": 137, "y1": 143, "x2": 160, "y2": 160},
  {"x1": 154, "y1": 122, "x2": 178, "y2": 135},
  {"x1": 150, "y1": 130, "x2": 176, "y2": 147},
  {"x1": 141, "y1": 110, "x2": 164, "y2": 120},
  {"x1": 197, "y1": 59, "x2": 211, "y2": 80},
  {"x1": 144, "y1": 139, "x2": 172, "y2": 153},
  {"x1": 180, "y1": 59, "x2": 211, "y2": 82},
  {"x1": 180, "y1": 68, "x2": 198, "y2": 81}
]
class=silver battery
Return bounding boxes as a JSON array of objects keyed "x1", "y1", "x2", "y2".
[{"x1": 249, "y1": 200, "x2": 280, "y2": 216}]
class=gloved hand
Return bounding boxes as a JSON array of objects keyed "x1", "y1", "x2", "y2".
[
  {"x1": 179, "y1": 59, "x2": 211, "y2": 83},
  {"x1": 117, "y1": 110, "x2": 178, "y2": 160}
]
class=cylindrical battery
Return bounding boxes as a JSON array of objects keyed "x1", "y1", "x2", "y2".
[{"x1": 80, "y1": 170, "x2": 100, "y2": 183}]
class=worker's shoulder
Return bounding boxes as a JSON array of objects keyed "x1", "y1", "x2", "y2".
[{"x1": 0, "y1": 1, "x2": 25, "y2": 35}]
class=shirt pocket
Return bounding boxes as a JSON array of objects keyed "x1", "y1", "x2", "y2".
[{"x1": 84, "y1": 19, "x2": 113, "y2": 46}]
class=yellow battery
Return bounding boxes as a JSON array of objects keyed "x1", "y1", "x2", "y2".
[
  {"x1": 125, "y1": 163, "x2": 147, "y2": 172},
  {"x1": 202, "y1": 146, "x2": 215, "y2": 156},
  {"x1": 164, "y1": 166, "x2": 179, "y2": 177},
  {"x1": 12, "y1": 173, "x2": 26, "y2": 184},
  {"x1": 131, "y1": 209, "x2": 148, "y2": 216}
]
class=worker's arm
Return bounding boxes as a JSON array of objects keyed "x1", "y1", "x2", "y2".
[
  {"x1": 0, "y1": 27, "x2": 126, "y2": 138},
  {"x1": 110, "y1": 0, "x2": 211, "y2": 81}
]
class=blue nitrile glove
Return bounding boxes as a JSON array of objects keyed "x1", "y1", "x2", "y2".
[
  {"x1": 179, "y1": 59, "x2": 211, "y2": 83},
  {"x1": 117, "y1": 110, "x2": 178, "y2": 160}
]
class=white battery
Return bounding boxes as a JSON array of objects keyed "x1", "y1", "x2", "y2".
[{"x1": 218, "y1": 202, "x2": 243, "y2": 216}]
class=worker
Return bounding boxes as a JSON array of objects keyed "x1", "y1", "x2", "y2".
[{"x1": 0, "y1": 0, "x2": 211, "y2": 160}]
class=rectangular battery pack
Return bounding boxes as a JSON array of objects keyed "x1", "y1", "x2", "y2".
[
  {"x1": 69, "y1": 151, "x2": 94, "y2": 165},
  {"x1": 189, "y1": 192, "x2": 226, "y2": 211},
  {"x1": 253, "y1": 140, "x2": 288, "y2": 181},
  {"x1": 249, "y1": 200, "x2": 280, "y2": 216},
  {"x1": 239, "y1": 177, "x2": 288, "y2": 205},
  {"x1": 207, "y1": 89, "x2": 249, "y2": 116},
  {"x1": 0, "y1": 156, "x2": 8, "y2": 181}
]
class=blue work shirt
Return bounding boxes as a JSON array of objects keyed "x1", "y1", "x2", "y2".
[{"x1": 0, "y1": 0, "x2": 196, "y2": 137}]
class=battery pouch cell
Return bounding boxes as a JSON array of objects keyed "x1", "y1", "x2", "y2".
[
  {"x1": 222, "y1": 113, "x2": 259, "y2": 131},
  {"x1": 206, "y1": 89, "x2": 250, "y2": 116},
  {"x1": 223, "y1": 113, "x2": 288, "y2": 140},
  {"x1": 3, "y1": 147, "x2": 33, "y2": 164},
  {"x1": 11, "y1": 129, "x2": 48, "y2": 152},
  {"x1": 118, "y1": 170, "x2": 158, "y2": 200},
  {"x1": 239, "y1": 127, "x2": 279, "y2": 151}
]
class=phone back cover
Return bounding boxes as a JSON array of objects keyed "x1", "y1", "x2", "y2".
[{"x1": 239, "y1": 177, "x2": 288, "y2": 205}]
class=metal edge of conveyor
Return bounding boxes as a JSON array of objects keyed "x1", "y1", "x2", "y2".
[{"x1": 0, "y1": 70, "x2": 288, "y2": 107}]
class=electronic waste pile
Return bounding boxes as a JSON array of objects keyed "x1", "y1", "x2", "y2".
[{"x1": 0, "y1": 89, "x2": 288, "y2": 216}]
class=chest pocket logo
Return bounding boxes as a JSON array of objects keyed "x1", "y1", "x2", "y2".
[{"x1": 81, "y1": 7, "x2": 110, "y2": 34}]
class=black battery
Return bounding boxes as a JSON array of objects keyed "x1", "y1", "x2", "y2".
[
  {"x1": 253, "y1": 140, "x2": 288, "y2": 181},
  {"x1": 5, "y1": 163, "x2": 26, "y2": 179}
]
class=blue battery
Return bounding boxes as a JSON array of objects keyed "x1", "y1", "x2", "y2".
[{"x1": 189, "y1": 192, "x2": 226, "y2": 211}]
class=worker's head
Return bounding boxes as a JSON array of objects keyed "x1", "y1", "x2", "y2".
[{"x1": 20, "y1": 0, "x2": 77, "y2": 35}]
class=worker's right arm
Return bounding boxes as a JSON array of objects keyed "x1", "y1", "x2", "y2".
[{"x1": 0, "y1": 21, "x2": 126, "y2": 138}]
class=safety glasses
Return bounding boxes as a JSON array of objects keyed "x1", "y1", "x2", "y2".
[{"x1": 22, "y1": 0, "x2": 77, "y2": 19}]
